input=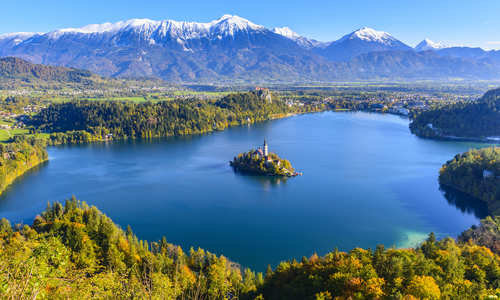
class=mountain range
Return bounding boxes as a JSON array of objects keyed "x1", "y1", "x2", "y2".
[{"x1": 1, "y1": 15, "x2": 499, "y2": 83}]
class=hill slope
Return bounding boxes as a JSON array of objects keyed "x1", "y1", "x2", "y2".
[
  {"x1": 1, "y1": 198, "x2": 500, "y2": 299},
  {"x1": 0, "y1": 57, "x2": 94, "y2": 82},
  {"x1": 439, "y1": 147, "x2": 500, "y2": 215},
  {"x1": 410, "y1": 87, "x2": 500, "y2": 139},
  {"x1": 0, "y1": 57, "x2": 106, "y2": 88}
]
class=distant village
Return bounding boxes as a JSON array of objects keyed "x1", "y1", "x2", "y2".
[
  {"x1": 0, "y1": 104, "x2": 43, "y2": 130},
  {"x1": 279, "y1": 90, "x2": 478, "y2": 117}
]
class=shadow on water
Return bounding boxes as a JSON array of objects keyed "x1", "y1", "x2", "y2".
[
  {"x1": 232, "y1": 169, "x2": 289, "y2": 188},
  {"x1": 439, "y1": 184, "x2": 489, "y2": 219},
  {"x1": 51, "y1": 134, "x2": 208, "y2": 150},
  {"x1": 0, "y1": 160, "x2": 49, "y2": 203}
]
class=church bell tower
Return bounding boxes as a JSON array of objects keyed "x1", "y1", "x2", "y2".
[{"x1": 263, "y1": 139, "x2": 268, "y2": 157}]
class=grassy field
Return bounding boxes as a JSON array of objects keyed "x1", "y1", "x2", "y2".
[
  {"x1": 171, "y1": 91, "x2": 233, "y2": 96},
  {"x1": 0, "y1": 128, "x2": 30, "y2": 142},
  {"x1": 49, "y1": 96, "x2": 151, "y2": 103},
  {"x1": 0, "y1": 119, "x2": 14, "y2": 126}
]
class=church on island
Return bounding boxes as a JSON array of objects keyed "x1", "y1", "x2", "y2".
[
  {"x1": 230, "y1": 139, "x2": 301, "y2": 177},
  {"x1": 253, "y1": 140, "x2": 275, "y2": 163}
]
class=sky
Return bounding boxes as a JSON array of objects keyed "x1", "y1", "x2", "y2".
[{"x1": 1, "y1": 0, "x2": 500, "y2": 49}]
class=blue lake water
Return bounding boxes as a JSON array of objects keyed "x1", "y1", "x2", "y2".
[{"x1": 0, "y1": 112, "x2": 493, "y2": 271}]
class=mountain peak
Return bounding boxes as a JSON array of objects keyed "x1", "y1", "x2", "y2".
[
  {"x1": 348, "y1": 27, "x2": 395, "y2": 43},
  {"x1": 415, "y1": 38, "x2": 447, "y2": 51},
  {"x1": 323, "y1": 27, "x2": 411, "y2": 62},
  {"x1": 211, "y1": 14, "x2": 264, "y2": 30}
]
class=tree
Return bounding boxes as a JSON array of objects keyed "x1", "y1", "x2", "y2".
[{"x1": 406, "y1": 275, "x2": 441, "y2": 300}]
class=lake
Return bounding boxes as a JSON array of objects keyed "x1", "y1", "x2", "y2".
[{"x1": 0, "y1": 112, "x2": 493, "y2": 271}]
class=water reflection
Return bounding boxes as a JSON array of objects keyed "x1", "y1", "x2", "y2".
[
  {"x1": 232, "y1": 169, "x2": 289, "y2": 189},
  {"x1": 0, "y1": 160, "x2": 49, "y2": 200},
  {"x1": 440, "y1": 184, "x2": 488, "y2": 219}
]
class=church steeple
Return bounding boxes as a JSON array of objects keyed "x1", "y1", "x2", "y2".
[{"x1": 263, "y1": 139, "x2": 268, "y2": 157}]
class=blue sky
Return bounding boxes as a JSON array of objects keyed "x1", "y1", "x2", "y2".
[{"x1": 2, "y1": 0, "x2": 500, "y2": 49}]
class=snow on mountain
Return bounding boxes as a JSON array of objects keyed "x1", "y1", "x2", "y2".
[
  {"x1": 337, "y1": 27, "x2": 399, "y2": 45},
  {"x1": 0, "y1": 32, "x2": 38, "y2": 40},
  {"x1": 320, "y1": 27, "x2": 412, "y2": 61},
  {"x1": 273, "y1": 27, "x2": 300, "y2": 39},
  {"x1": 48, "y1": 19, "x2": 160, "y2": 38},
  {"x1": 415, "y1": 38, "x2": 447, "y2": 51},
  {"x1": 211, "y1": 14, "x2": 264, "y2": 36},
  {"x1": 2, "y1": 16, "x2": 497, "y2": 82},
  {"x1": 0, "y1": 32, "x2": 40, "y2": 56},
  {"x1": 272, "y1": 27, "x2": 326, "y2": 49},
  {"x1": 45, "y1": 15, "x2": 265, "y2": 41},
  {"x1": 0, "y1": 32, "x2": 38, "y2": 45}
]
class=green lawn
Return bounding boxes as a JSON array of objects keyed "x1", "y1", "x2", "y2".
[
  {"x1": 0, "y1": 128, "x2": 30, "y2": 142},
  {"x1": 0, "y1": 130, "x2": 11, "y2": 142},
  {"x1": 87, "y1": 96, "x2": 149, "y2": 102},
  {"x1": 0, "y1": 119, "x2": 15, "y2": 126},
  {"x1": 171, "y1": 91, "x2": 232, "y2": 96},
  {"x1": 49, "y1": 96, "x2": 151, "y2": 103}
]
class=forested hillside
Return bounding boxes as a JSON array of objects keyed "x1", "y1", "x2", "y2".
[
  {"x1": 0, "y1": 57, "x2": 167, "y2": 91},
  {"x1": 460, "y1": 216, "x2": 500, "y2": 255},
  {"x1": 1, "y1": 199, "x2": 500, "y2": 299},
  {"x1": 439, "y1": 147, "x2": 500, "y2": 215},
  {"x1": 440, "y1": 147, "x2": 500, "y2": 261},
  {"x1": 0, "y1": 137, "x2": 48, "y2": 195},
  {"x1": 30, "y1": 92, "x2": 317, "y2": 144},
  {"x1": 255, "y1": 234, "x2": 500, "y2": 299},
  {"x1": 0, "y1": 57, "x2": 93, "y2": 81},
  {"x1": 0, "y1": 197, "x2": 254, "y2": 299},
  {"x1": 0, "y1": 57, "x2": 103, "y2": 89},
  {"x1": 410, "y1": 88, "x2": 500, "y2": 139}
]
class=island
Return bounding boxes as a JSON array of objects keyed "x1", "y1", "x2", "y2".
[{"x1": 230, "y1": 140, "x2": 300, "y2": 177}]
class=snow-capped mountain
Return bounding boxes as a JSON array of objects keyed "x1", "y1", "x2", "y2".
[
  {"x1": 318, "y1": 27, "x2": 412, "y2": 61},
  {"x1": 43, "y1": 15, "x2": 266, "y2": 47},
  {"x1": 415, "y1": 39, "x2": 496, "y2": 62},
  {"x1": 1, "y1": 16, "x2": 499, "y2": 82},
  {"x1": 415, "y1": 39, "x2": 447, "y2": 51},
  {"x1": 338, "y1": 27, "x2": 398, "y2": 44},
  {"x1": 272, "y1": 27, "x2": 326, "y2": 49},
  {"x1": 0, "y1": 15, "x2": 338, "y2": 81}
]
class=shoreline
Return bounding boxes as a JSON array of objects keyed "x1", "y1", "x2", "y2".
[
  {"x1": 414, "y1": 133, "x2": 500, "y2": 144},
  {"x1": 0, "y1": 154, "x2": 48, "y2": 196}
]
